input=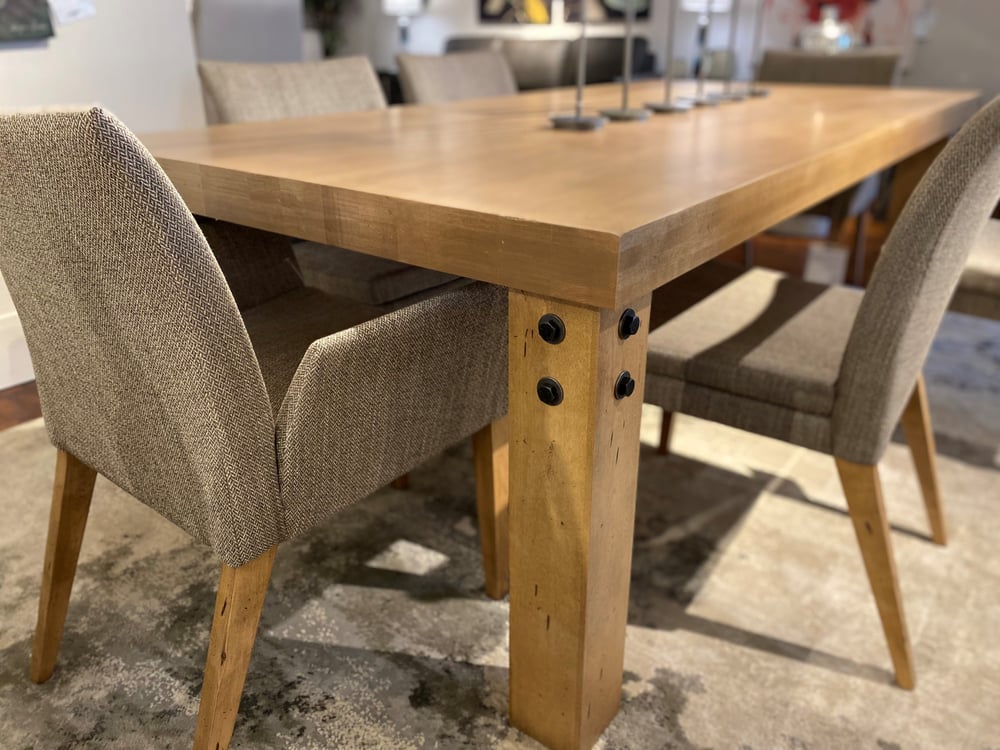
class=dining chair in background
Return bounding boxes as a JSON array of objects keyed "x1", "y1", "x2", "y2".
[
  {"x1": 0, "y1": 107, "x2": 509, "y2": 750},
  {"x1": 646, "y1": 95, "x2": 1000, "y2": 689},
  {"x1": 750, "y1": 49, "x2": 902, "y2": 285},
  {"x1": 198, "y1": 57, "x2": 464, "y2": 309},
  {"x1": 950, "y1": 218, "x2": 1000, "y2": 320},
  {"x1": 396, "y1": 51, "x2": 519, "y2": 105}
]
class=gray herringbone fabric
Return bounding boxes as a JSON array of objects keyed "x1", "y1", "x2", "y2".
[
  {"x1": 198, "y1": 57, "x2": 386, "y2": 124},
  {"x1": 835, "y1": 96, "x2": 1000, "y2": 463},
  {"x1": 646, "y1": 96, "x2": 1000, "y2": 465},
  {"x1": 759, "y1": 49, "x2": 901, "y2": 86},
  {"x1": 396, "y1": 52, "x2": 518, "y2": 105},
  {"x1": 199, "y1": 57, "x2": 458, "y2": 307},
  {"x1": 0, "y1": 108, "x2": 508, "y2": 567},
  {"x1": 197, "y1": 217, "x2": 303, "y2": 311},
  {"x1": 0, "y1": 109, "x2": 282, "y2": 564}
]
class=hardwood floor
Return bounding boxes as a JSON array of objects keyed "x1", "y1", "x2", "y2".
[{"x1": 0, "y1": 380, "x2": 41, "y2": 432}]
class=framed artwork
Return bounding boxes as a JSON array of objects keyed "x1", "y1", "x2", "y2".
[
  {"x1": 0, "y1": 0, "x2": 54, "y2": 42},
  {"x1": 480, "y1": 0, "x2": 553, "y2": 24},
  {"x1": 564, "y1": 0, "x2": 651, "y2": 22}
]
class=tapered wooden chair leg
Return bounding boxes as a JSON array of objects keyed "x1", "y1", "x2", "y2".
[
  {"x1": 836, "y1": 458, "x2": 916, "y2": 689},
  {"x1": 193, "y1": 547, "x2": 276, "y2": 750},
  {"x1": 658, "y1": 411, "x2": 674, "y2": 456},
  {"x1": 900, "y1": 374, "x2": 947, "y2": 545},
  {"x1": 473, "y1": 418, "x2": 509, "y2": 600},
  {"x1": 31, "y1": 450, "x2": 98, "y2": 684}
]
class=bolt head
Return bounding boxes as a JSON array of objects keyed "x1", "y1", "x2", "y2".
[
  {"x1": 614, "y1": 371, "x2": 636, "y2": 400},
  {"x1": 619, "y1": 309, "x2": 641, "y2": 339},
  {"x1": 537, "y1": 377, "x2": 564, "y2": 406},
  {"x1": 538, "y1": 314, "x2": 566, "y2": 345}
]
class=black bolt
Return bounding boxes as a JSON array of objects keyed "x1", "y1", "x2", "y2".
[
  {"x1": 538, "y1": 314, "x2": 566, "y2": 345},
  {"x1": 618, "y1": 309, "x2": 641, "y2": 340},
  {"x1": 614, "y1": 371, "x2": 636, "y2": 400},
  {"x1": 537, "y1": 377, "x2": 564, "y2": 406}
]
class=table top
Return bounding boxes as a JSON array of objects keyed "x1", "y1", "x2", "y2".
[{"x1": 143, "y1": 80, "x2": 980, "y2": 309}]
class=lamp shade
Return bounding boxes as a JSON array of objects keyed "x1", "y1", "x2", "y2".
[
  {"x1": 681, "y1": 0, "x2": 733, "y2": 12},
  {"x1": 382, "y1": 0, "x2": 422, "y2": 16}
]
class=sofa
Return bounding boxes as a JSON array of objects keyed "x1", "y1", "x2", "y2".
[{"x1": 444, "y1": 36, "x2": 657, "y2": 90}]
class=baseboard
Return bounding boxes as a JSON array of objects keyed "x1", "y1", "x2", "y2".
[{"x1": 0, "y1": 311, "x2": 34, "y2": 389}]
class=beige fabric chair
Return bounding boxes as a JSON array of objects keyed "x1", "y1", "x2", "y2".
[
  {"x1": 396, "y1": 51, "x2": 518, "y2": 105},
  {"x1": 647, "y1": 96, "x2": 1000, "y2": 690},
  {"x1": 0, "y1": 108, "x2": 508, "y2": 749},
  {"x1": 755, "y1": 49, "x2": 902, "y2": 284},
  {"x1": 950, "y1": 218, "x2": 1000, "y2": 319},
  {"x1": 198, "y1": 58, "x2": 461, "y2": 307}
]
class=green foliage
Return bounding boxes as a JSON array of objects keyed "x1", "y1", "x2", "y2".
[{"x1": 303, "y1": 0, "x2": 356, "y2": 57}]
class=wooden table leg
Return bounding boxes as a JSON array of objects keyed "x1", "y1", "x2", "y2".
[
  {"x1": 887, "y1": 139, "x2": 948, "y2": 232},
  {"x1": 508, "y1": 290, "x2": 651, "y2": 750}
]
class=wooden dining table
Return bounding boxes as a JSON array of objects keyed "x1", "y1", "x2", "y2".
[{"x1": 142, "y1": 79, "x2": 980, "y2": 750}]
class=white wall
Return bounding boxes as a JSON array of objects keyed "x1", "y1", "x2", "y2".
[
  {"x1": 0, "y1": 0, "x2": 204, "y2": 388},
  {"x1": 903, "y1": 0, "x2": 1000, "y2": 102}
]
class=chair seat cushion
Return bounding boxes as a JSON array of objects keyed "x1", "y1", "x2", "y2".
[
  {"x1": 294, "y1": 242, "x2": 460, "y2": 307},
  {"x1": 242, "y1": 287, "x2": 381, "y2": 416},
  {"x1": 961, "y1": 218, "x2": 1000, "y2": 296},
  {"x1": 646, "y1": 268, "x2": 863, "y2": 416}
]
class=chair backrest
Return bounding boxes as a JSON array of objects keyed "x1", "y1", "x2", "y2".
[
  {"x1": 759, "y1": 49, "x2": 901, "y2": 86},
  {"x1": 0, "y1": 108, "x2": 282, "y2": 564},
  {"x1": 499, "y1": 39, "x2": 571, "y2": 90},
  {"x1": 198, "y1": 57, "x2": 387, "y2": 124},
  {"x1": 396, "y1": 51, "x2": 518, "y2": 105},
  {"x1": 834, "y1": 96, "x2": 1000, "y2": 463}
]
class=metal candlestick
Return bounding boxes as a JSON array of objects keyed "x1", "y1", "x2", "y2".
[
  {"x1": 601, "y1": 0, "x2": 650, "y2": 121},
  {"x1": 687, "y1": 5, "x2": 720, "y2": 106},
  {"x1": 747, "y1": 0, "x2": 770, "y2": 96},
  {"x1": 647, "y1": 0, "x2": 692, "y2": 113},
  {"x1": 716, "y1": 0, "x2": 745, "y2": 101},
  {"x1": 551, "y1": 1, "x2": 608, "y2": 130}
]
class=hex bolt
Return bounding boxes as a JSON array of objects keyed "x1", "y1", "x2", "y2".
[
  {"x1": 538, "y1": 313, "x2": 566, "y2": 345},
  {"x1": 614, "y1": 371, "x2": 636, "y2": 400},
  {"x1": 618, "y1": 309, "x2": 641, "y2": 340},
  {"x1": 537, "y1": 377, "x2": 564, "y2": 406}
]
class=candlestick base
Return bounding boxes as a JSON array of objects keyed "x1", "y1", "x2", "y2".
[
  {"x1": 600, "y1": 107, "x2": 650, "y2": 122},
  {"x1": 550, "y1": 113, "x2": 609, "y2": 130},
  {"x1": 646, "y1": 99, "x2": 693, "y2": 114},
  {"x1": 714, "y1": 91, "x2": 747, "y2": 102},
  {"x1": 748, "y1": 86, "x2": 770, "y2": 97},
  {"x1": 682, "y1": 95, "x2": 720, "y2": 108}
]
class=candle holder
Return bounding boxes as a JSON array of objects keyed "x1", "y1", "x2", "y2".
[
  {"x1": 551, "y1": 1, "x2": 608, "y2": 130},
  {"x1": 715, "y1": 0, "x2": 745, "y2": 101},
  {"x1": 747, "y1": 0, "x2": 770, "y2": 97},
  {"x1": 601, "y1": 0, "x2": 650, "y2": 122},
  {"x1": 681, "y1": 1, "x2": 725, "y2": 107},
  {"x1": 646, "y1": 0, "x2": 692, "y2": 114}
]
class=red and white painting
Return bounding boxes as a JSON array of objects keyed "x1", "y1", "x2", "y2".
[{"x1": 763, "y1": 0, "x2": 927, "y2": 65}]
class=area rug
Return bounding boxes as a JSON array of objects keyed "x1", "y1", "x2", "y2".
[{"x1": 1, "y1": 312, "x2": 998, "y2": 749}]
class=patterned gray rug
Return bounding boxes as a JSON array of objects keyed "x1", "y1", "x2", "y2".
[{"x1": 1, "y1": 313, "x2": 999, "y2": 749}]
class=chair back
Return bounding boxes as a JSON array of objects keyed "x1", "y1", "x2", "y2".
[
  {"x1": 199, "y1": 57, "x2": 387, "y2": 124},
  {"x1": 834, "y1": 96, "x2": 1000, "y2": 463},
  {"x1": 0, "y1": 108, "x2": 281, "y2": 562},
  {"x1": 759, "y1": 49, "x2": 900, "y2": 86},
  {"x1": 396, "y1": 52, "x2": 518, "y2": 105}
]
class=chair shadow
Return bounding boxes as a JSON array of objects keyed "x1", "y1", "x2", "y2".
[{"x1": 627, "y1": 445, "x2": 906, "y2": 686}]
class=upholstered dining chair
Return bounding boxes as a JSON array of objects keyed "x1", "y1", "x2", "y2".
[
  {"x1": 396, "y1": 51, "x2": 519, "y2": 105},
  {"x1": 950, "y1": 218, "x2": 1000, "y2": 320},
  {"x1": 751, "y1": 49, "x2": 902, "y2": 284},
  {"x1": 198, "y1": 57, "x2": 462, "y2": 309},
  {"x1": 647, "y1": 95, "x2": 1000, "y2": 689},
  {"x1": 0, "y1": 107, "x2": 508, "y2": 750}
]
